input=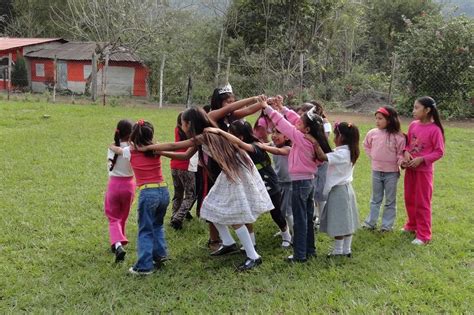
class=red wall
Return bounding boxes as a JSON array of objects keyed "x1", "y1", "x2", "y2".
[
  {"x1": 67, "y1": 61, "x2": 89, "y2": 82},
  {"x1": 30, "y1": 59, "x2": 55, "y2": 82},
  {"x1": 0, "y1": 48, "x2": 24, "y2": 90}
]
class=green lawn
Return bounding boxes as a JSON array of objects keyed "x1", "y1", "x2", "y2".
[{"x1": 0, "y1": 101, "x2": 473, "y2": 313}]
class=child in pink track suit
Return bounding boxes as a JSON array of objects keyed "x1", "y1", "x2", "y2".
[
  {"x1": 105, "y1": 119, "x2": 135, "y2": 263},
  {"x1": 401, "y1": 96, "x2": 445, "y2": 245}
]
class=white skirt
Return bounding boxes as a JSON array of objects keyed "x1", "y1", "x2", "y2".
[{"x1": 200, "y1": 163, "x2": 274, "y2": 225}]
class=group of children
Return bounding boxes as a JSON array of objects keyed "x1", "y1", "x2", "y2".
[{"x1": 104, "y1": 84, "x2": 445, "y2": 275}]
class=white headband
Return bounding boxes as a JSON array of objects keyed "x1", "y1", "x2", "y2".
[{"x1": 218, "y1": 83, "x2": 233, "y2": 95}]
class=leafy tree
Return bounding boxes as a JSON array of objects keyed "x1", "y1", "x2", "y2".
[
  {"x1": 11, "y1": 53, "x2": 28, "y2": 89},
  {"x1": 396, "y1": 14, "x2": 474, "y2": 118}
]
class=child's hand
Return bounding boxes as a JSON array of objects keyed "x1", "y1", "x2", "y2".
[
  {"x1": 403, "y1": 151, "x2": 413, "y2": 161},
  {"x1": 304, "y1": 133, "x2": 318, "y2": 145},
  {"x1": 204, "y1": 127, "x2": 220, "y2": 134},
  {"x1": 407, "y1": 157, "x2": 424, "y2": 168}
]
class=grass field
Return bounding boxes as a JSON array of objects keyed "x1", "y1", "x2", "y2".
[{"x1": 0, "y1": 101, "x2": 473, "y2": 313}]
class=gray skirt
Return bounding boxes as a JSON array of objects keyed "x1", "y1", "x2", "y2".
[
  {"x1": 319, "y1": 183, "x2": 359, "y2": 237},
  {"x1": 279, "y1": 181, "x2": 292, "y2": 217},
  {"x1": 314, "y1": 162, "x2": 328, "y2": 202}
]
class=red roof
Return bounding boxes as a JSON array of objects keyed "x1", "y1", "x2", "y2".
[{"x1": 0, "y1": 37, "x2": 64, "y2": 51}]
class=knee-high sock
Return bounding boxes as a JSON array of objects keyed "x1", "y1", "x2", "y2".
[
  {"x1": 343, "y1": 235, "x2": 353, "y2": 254},
  {"x1": 235, "y1": 226, "x2": 259, "y2": 260},
  {"x1": 213, "y1": 223, "x2": 235, "y2": 246}
]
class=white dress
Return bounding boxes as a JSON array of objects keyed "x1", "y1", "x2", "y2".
[{"x1": 200, "y1": 146, "x2": 274, "y2": 225}]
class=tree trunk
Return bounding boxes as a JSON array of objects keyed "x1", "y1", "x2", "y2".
[{"x1": 159, "y1": 53, "x2": 165, "y2": 108}]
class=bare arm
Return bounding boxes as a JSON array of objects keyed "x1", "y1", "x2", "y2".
[
  {"x1": 138, "y1": 136, "x2": 201, "y2": 152},
  {"x1": 232, "y1": 102, "x2": 264, "y2": 119},
  {"x1": 304, "y1": 134, "x2": 328, "y2": 161},
  {"x1": 159, "y1": 147, "x2": 198, "y2": 160},
  {"x1": 109, "y1": 144, "x2": 124, "y2": 155},
  {"x1": 256, "y1": 143, "x2": 290, "y2": 156},
  {"x1": 207, "y1": 96, "x2": 259, "y2": 122},
  {"x1": 204, "y1": 127, "x2": 255, "y2": 153}
]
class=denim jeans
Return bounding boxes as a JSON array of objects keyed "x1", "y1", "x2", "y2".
[
  {"x1": 134, "y1": 187, "x2": 170, "y2": 271},
  {"x1": 364, "y1": 171, "x2": 399, "y2": 230},
  {"x1": 292, "y1": 179, "x2": 316, "y2": 260}
]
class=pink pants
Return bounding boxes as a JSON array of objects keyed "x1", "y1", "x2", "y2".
[
  {"x1": 104, "y1": 176, "x2": 136, "y2": 246},
  {"x1": 404, "y1": 169, "x2": 433, "y2": 242}
]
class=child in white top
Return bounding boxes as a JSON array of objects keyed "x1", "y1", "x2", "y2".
[
  {"x1": 104, "y1": 119, "x2": 135, "y2": 263},
  {"x1": 307, "y1": 122, "x2": 360, "y2": 257}
]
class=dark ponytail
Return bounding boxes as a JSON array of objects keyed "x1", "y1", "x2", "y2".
[
  {"x1": 416, "y1": 96, "x2": 445, "y2": 140},
  {"x1": 334, "y1": 122, "x2": 360, "y2": 165},
  {"x1": 109, "y1": 119, "x2": 133, "y2": 171},
  {"x1": 130, "y1": 120, "x2": 156, "y2": 157},
  {"x1": 176, "y1": 112, "x2": 187, "y2": 141},
  {"x1": 301, "y1": 112, "x2": 332, "y2": 154}
]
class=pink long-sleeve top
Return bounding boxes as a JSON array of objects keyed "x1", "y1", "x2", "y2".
[
  {"x1": 264, "y1": 106, "x2": 320, "y2": 180},
  {"x1": 405, "y1": 121, "x2": 445, "y2": 172},
  {"x1": 363, "y1": 128, "x2": 406, "y2": 172}
]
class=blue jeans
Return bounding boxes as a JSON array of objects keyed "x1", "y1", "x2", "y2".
[
  {"x1": 292, "y1": 180, "x2": 316, "y2": 260},
  {"x1": 364, "y1": 171, "x2": 399, "y2": 230},
  {"x1": 134, "y1": 187, "x2": 170, "y2": 271}
]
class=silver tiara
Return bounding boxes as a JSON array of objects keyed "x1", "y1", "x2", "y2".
[
  {"x1": 218, "y1": 83, "x2": 233, "y2": 95},
  {"x1": 306, "y1": 107, "x2": 317, "y2": 121}
]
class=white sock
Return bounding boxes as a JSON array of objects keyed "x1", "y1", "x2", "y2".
[
  {"x1": 333, "y1": 239, "x2": 343, "y2": 255},
  {"x1": 115, "y1": 242, "x2": 122, "y2": 249},
  {"x1": 249, "y1": 232, "x2": 256, "y2": 246},
  {"x1": 235, "y1": 226, "x2": 260, "y2": 260},
  {"x1": 286, "y1": 215, "x2": 294, "y2": 234},
  {"x1": 213, "y1": 223, "x2": 235, "y2": 246},
  {"x1": 343, "y1": 235, "x2": 353, "y2": 254},
  {"x1": 281, "y1": 228, "x2": 292, "y2": 242}
]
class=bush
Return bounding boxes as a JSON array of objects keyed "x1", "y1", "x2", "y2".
[
  {"x1": 396, "y1": 15, "x2": 474, "y2": 118},
  {"x1": 11, "y1": 53, "x2": 28, "y2": 89}
]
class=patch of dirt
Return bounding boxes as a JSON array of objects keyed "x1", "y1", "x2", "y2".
[{"x1": 342, "y1": 91, "x2": 391, "y2": 113}]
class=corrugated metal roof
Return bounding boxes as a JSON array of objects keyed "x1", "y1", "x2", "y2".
[
  {"x1": 0, "y1": 37, "x2": 64, "y2": 51},
  {"x1": 25, "y1": 42, "x2": 142, "y2": 63}
]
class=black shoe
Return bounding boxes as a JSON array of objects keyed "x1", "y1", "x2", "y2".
[
  {"x1": 185, "y1": 212, "x2": 193, "y2": 221},
  {"x1": 170, "y1": 220, "x2": 183, "y2": 230},
  {"x1": 110, "y1": 245, "x2": 116, "y2": 254},
  {"x1": 115, "y1": 246, "x2": 126, "y2": 263},
  {"x1": 285, "y1": 255, "x2": 307, "y2": 263},
  {"x1": 210, "y1": 243, "x2": 238, "y2": 256},
  {"x1": 326, "y1": 252, "x2": 352, "y2": 258},
  {"x1": 237, "y1": 257, "x2": 262, "y2": 272}
]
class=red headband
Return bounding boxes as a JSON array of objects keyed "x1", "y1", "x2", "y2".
[{"x1": 376, "y1": 107, "x2": 390, "y2": 117}]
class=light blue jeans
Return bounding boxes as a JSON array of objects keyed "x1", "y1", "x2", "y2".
[
  {"x1": 134, "y1": 187, "x2": 170, "y2": 272},
  {"x1": 364, "y1": 171, "x2": 399, "y2": 230}
]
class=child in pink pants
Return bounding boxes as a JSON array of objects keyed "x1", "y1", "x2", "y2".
[
  {"x1": 402, "y1": 97, "x2": 445, "y2": 245},
  {"x1": 105, "y1": 120, "x2": 135, "y2": 262}
]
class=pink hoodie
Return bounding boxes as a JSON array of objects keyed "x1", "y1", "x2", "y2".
[
  {"x1": 405, "y1": 121, "x2": 445, "y2": 172},
  {"x1": 265, "y1": 106, "x2": 320, "y2": 180},
  {"x1": 363, "y1": 128, "x2": 406, "y2": 172}
]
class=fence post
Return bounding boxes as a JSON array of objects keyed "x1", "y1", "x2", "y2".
[
  {"x1": 91, "y1": 53, "x2": 97, "y2": 102},
  {"x1": 186, "y1": 75, "x2": 192, "y2": 108},
  {"x1": 299, "y1": 53, "x2": 304, "y2": 102},
  {"x1": 53, "y1": 55, "x2": 57, "y2": 103},
  {"x1": 388, "y1": 53, "x2": 397, "y2": 104},
  {"x1": 7, "y1": 53, "x2": 12, "y2": 100},
  {"x1": 102, "y1": 52, "x2": 109, "y2": 106},
  {"x1": 159, "y1": 53, "x2": 165, "y2": 108}
]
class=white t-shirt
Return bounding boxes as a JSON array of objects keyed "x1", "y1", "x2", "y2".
[
  {"x1": 107, "y1": 142, "x2": 133, "y2": 177},
  {"x1": 323, "y1": 145, "x2": 353, "y2": 196},
  {"x1": 323, "y1": 122, "x2": 332, "y2": 134},
  {"x1": 188, "y1": 152, "x2": 199, "y2": 172}
]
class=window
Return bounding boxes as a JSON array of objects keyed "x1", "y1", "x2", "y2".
[
  {"x1": 35, "y1": 63, "x2": 45, "y2": 77},
  {"x1": 83, "y1": 65, "x2": 92, "y2": 80},
  {"x1": 0, "y1": 57, "x2": 10, "y2": 80}
]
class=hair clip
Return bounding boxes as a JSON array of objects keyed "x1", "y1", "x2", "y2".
[
  {"x1": 376, "y1": 107, "x2": 390, "y2": 117},
  {"x1": 306, "y1": 107, "x2": 317, "y2": 122},
  {"x1": 137, "y1": 119, "x2": 145, "y2": 126},
  {"x1": 432, "y1": 102, "x2": 437, "y2": 108},
  {"x1": 218, "y1": 83, "x2": 233, "y2": 95}
]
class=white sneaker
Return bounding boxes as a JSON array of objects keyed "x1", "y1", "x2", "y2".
[
  {"x1": 411, "y1": 238, "x2": 427, "y2": 246},
  {"x1": 128, "y1": 267, "x2": 153, "y2": 276}
]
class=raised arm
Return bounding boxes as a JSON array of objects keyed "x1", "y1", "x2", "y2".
[
  {"x1": 256, "y1": 143, "x2": 290, "y2": 156},
  {"x1": 232, "y1": 102, "x2": 264, "y2": 119},
  {"x1": 138, "y1": 136, "x2": 201, "y2": 152},
  {"x1": 304, "y1": 134, "x2": 328, "y2": 161},
  {"x1": 204, "y1": 127, "x2": 255, "y2": 153},
  {"x1": 207, "y1": 96, "x2": 259, "y2": 122}
]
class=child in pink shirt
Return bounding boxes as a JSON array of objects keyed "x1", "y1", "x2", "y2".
[
  {"x1": 262, "y1": 100, "x2": 331, "y2": 262},
  {"x1": 362, "y1": 106, "x2": 406, "y2": 232},
  {"x1": 401, "y1": 96, "x2": 445, "y2": 245}
]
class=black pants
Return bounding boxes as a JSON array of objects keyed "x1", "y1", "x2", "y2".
[{"x1": 270, "y1": 191, "x2": 287, "y2": 231}]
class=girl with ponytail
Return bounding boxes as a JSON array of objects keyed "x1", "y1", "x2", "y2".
[
  {"x1": 401, "y1": 96, "x2": 445, "y2": 245},
  {"x1": 105, "y1": 119, "x2": 134, "y2": 263}
]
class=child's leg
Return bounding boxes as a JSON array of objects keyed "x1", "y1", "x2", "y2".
[
  {"x1": 414, "y1": 171, "x2": 434, "y2": 242},
  {"x1": 105, "y1": 178, "x2": 128, "y2": 247},
  {"x1": 365, "y1": 171, "x2": 383, "y2": 228},
  {"x1": 151, "y1": 188, "x2": 170, "y2": 262},
  {"x1": 291, "y1": 180, "x2": 313, "y2": 261},
  {"x1": 403, "y1": 169, "x2": 417, "y2": 231},
  {"x1": 381, "y1": 172, "x2": 399, "y2": 230},
  {"x1": 233, "y1": 224, "x2": 259, "y2": 260},
  {"x1": 269, "y1": 193, "x2": 291, "y2": 246},
  {"x1": 305, "y1": 186, "x2": 316, "y2": 256},
  {"x1": 170, "y1": 169, "x2": 184, "y2": 222},
  {"x1": 173, "y1": 170, "x2": 196, "y2": 223},
  {"x1": 330, "y1": 236, "x2": 344, "y2": 255},
  {"x1": 117, "y1": 178, "x2": 135, "y2": 246},
  {"x1": 213, "y1": 223, "x2": 236, "y2": 246},
  {"x1": 343, "y1": 234, "x2": 353, "y2": 255}
]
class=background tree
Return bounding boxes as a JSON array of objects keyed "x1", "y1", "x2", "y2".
[{"x1": 11, "y1": 53, "x2": 28, "y2": 89}]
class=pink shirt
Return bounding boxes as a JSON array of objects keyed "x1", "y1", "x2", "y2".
[
  {"x1": 265, "y1": 106, "x2": 320, "y2": 180},
  {"x1": 363, "y1": 128, "x2": 406, "y2": 172},
  {"x1": 123, "y1": 148, "x2": 165, "y2": 186},
  {"x1": 405, "y1": 121, "x2": 445, "y2": 172},
  {"x1": 254, "y1": 116, "x2": 273, "y2": 142}
]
